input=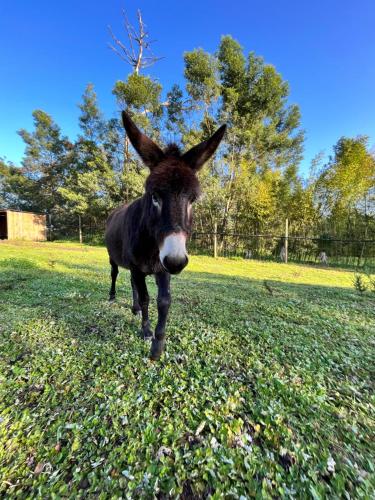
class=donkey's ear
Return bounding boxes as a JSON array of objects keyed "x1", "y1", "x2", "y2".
[
  {"x1": 182, "y1": 124, "x2": 227, "y2": 171},
  {"x1": 121, "y1": 111, "x2": 164, "y2": 169}
]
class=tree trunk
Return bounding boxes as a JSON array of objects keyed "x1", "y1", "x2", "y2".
[{"x1": 78, "y1": 215, "x2": 83, "y2": 244}]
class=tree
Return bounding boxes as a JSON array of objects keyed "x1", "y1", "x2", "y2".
[
  {"x1": 315, "y1": 136, "x2": 375, "y2": 237},
  {"x1": 58, "y1": 85, "x2": 117, "y2": 222},
  {"x1": 217, "y1": 36, "x2": 304, "y2": 172},
  {"x1": 109, "y1": 10, "x2": 165, "y2": 203},
  {"x1": 78, "y1": 83, "x2": 106, "y2": 143},
  {"x1": 184, "y1": 49, "x2": 220, "y2": 125},
  {"x1": 16, "y1": 110, "x2": 73, "y2": 213},
  {"x1": 165, "y1": 84, "x2": 186, "y2": 134},
  {"x1": 182, "y1": 35, "x2": 304, "y2": 235},
  {"x1": 108, "y1": 9, "x2": 162, "y2": 75},
  {"x1": 0, "y1": 159, "x2": 10, "y2": 207}
]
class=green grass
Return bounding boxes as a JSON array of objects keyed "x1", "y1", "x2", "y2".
[{"x1": 0, "y1": 241, "x2": 374, "y2": 498}]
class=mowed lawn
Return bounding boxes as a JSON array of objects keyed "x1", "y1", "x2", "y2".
[{"x1": 0, "y1": 241, "x2": 374, "y2": 498}]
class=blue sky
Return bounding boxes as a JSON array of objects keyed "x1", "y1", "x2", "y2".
[{"x1": 1, "y1": 0, "x2": 374, "y2": 176}]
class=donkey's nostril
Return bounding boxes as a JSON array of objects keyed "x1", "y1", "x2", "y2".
[{"x1": 162, "y1": 255, "x2": 188, "y2": 274}]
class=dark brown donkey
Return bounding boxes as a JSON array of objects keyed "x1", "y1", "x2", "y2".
[{"x1": 105, "y1": 111, "x2": 226, "y2": 360}]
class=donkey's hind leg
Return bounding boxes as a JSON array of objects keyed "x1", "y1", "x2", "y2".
[
  {"x1": 130, "y1": 275, "x2": 141, "y2": 316},
  {"x1": 109, "y1": 259, "x2": 118, "y2": 302}
]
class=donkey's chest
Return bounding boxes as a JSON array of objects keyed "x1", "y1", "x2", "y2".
[
  {"x1": 133, "y1": 244, "x2": 163, "y2": 275},
  {"x1": 138, "y1": 260, "x2": 164, "y2": 275}
]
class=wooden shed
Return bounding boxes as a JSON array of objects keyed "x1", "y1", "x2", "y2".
[{"x1": 0, "y1": 210, "x2": 47, "y2": 241}]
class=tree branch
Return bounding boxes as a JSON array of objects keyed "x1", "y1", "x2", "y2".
[{"x1": 108, "y1": 9, "x2": 163, "y2": 75}]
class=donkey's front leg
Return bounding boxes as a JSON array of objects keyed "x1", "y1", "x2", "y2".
[
  {"x1": 109, "y1": 259, "x2": 119, "y2": 302},
  {"x1": 150, "y1": 272, "x2": 171, "y2": 361},
  {"x1": 130, "y1": 269, "x2": 153, "y2": 340},
  {"x1": 130, "y1": 275, "x2": 141, "y2": 315}
]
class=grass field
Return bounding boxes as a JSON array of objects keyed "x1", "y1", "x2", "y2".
[{"x1": 0, "y1": 241, "x2": 374, "y2": 498}]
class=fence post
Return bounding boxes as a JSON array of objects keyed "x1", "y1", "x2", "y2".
[
  {"x1": 213, "y1": 222, "x2": 218, "y2": 258},
  {"x1": 284, "y1": 218, "x2": 289, "y2": 263},
  {"x1": 78, "y1": 214, "x2": 83, "y2": 244},
  {"x1": 48, "y1": 213, "x2": 52, "y2": 241}
]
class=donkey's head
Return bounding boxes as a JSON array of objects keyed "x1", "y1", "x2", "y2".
[{"x1": 122, "y1": 111, "x2": 226, "y2": 274}]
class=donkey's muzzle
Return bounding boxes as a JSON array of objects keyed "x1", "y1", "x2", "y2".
[
  {"x1": 159, "y1": 232, "x2": 188, "y2": 275},
  {"x1": 162, "y1": 254, "x2": 189, "y2": 274}
]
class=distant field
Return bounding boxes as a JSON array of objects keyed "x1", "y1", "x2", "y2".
[{"x1": 0, "y1": 241, "x2": 374, "y2": 497}]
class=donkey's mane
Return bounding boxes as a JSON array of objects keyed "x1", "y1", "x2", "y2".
[{"x1": 163, "y1": 143, "x2": 182, "y2": 157}]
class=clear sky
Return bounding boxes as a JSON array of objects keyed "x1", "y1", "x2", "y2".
[{"x1": 1, "y1": 0, "x2": 374, "y2": 175}]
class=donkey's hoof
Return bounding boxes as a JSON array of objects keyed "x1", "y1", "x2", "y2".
[
  {"x1": 132, "y1": 306, "x2": 141, "y2": 316},
  {"x1": 150, "y1": 338, "x2": 165, "y2": 361},
  {"x1": 140, "y1": 326, "x2": 153, "y2": 341},
  {"x1": 108, "y1": 295, "x2": 116, "y2": 303}
]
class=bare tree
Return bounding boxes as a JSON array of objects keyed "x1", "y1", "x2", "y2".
[
  {"x1": 108, "y1": 9, "x2": 191, "y2": 118},
  {"x1": 108, "y1": 9, "x2": 165, "y2": 184},
  {"x1": 108, "y1": 9, "x2": 163, "y2": 75}
]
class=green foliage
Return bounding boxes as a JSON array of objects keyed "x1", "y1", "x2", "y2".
[
  {"x1": 165, "y1": 84, "x2": 185, "y2": 133},
  {"x1": 58, "y1": 86, "x2": 117, "y2": 219},
  {"x1": 353, "y1": 274, "x2": 367, "y2": 294},
  {"x1": 1, "y1": 163, "x2": 38, "y2": 211},
  {"x1": 78, "y1": 84, "x2": 106, "y2": 143},
  {"x1": 353, "y1": 270, "x2": 375, "y2": 294},
  {"x1": 0, "y1": 159, "x2": 14, "y2": 207},
  {"x1": 113, "y1": 73, "x2": 162, "y2": 115},
  {"x1": 182, "y1": 35, "x2": 305, "y2": 236},
  {"x1": 0, "y1": 242, "x2": 374, "y2": 497},
  {"x1": 317, "y1": 136, "x2": 375, "y2": 215},
  {"x1": 112, "y1": 67, "x2": 164, "y2": 205},
  {"x1": 369, "y1": 275, "x2": 375, "y2": 293},
  {"x1": 15, "y1": 110, "x2": 73, "y2": 212},
  {"x1": 217, "y1": 35, "x2": 246, "y2": 107},
  {"x1": 184, "y1": 49, "x2": 220, "y2": 107},
  {"x1": 313, "y1": 136, "x2": 375, "y2": 240}
]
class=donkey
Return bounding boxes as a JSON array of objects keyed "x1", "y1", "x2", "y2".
[{"x1": 105, "y1": 111, "x2": 226, "y2": 360}]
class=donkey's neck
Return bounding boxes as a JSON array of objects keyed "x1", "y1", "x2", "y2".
[
  {"x1": 138, "y1": 194, "x2": 153, "y2": 236},
  {"x1": 128, "y1": 194, "x2": 161, "y2": 273}
]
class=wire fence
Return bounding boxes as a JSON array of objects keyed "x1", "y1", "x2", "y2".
[
  {"x1": 46, "y1": 221, "x2": 375, "y2": 271},
  {"x1": 189, "y1": 232, "x2": 375, "y2": 269}
]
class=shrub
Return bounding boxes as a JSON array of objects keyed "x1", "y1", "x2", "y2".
[{"x1": 353, "y1": 274, "x2": 367, "y2": 294}]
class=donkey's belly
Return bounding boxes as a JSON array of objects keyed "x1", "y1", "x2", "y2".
[{"x1": 105, "y1": 204, "x2": 131, "y2": 268}]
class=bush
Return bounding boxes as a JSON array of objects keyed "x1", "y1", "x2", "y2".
[{"x1": 353, "y1": 274, "x2": 367, "y2": 294}]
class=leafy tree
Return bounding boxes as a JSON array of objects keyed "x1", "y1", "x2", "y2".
[
  {"x1": 109, "y1": 10, "x2": 165, "y2": 203},
  {"x1": 317, "y1": 137, "x2": 374, "y2": 212},
  {"x1": 182, "y1": 35, "x2": 304, "y2": 235},
  {"x1": 184, "y1": 49, "x2": 220, "y2": 127},
  {"x1": 78, "y1": 83, "x2": 106, "y2": 143},
  {"x1": 113, "y1": 74, "x2": 162, "y2": 119},
  {"x1": 58, "y1": 85, "x2": 117, "y2": 221},
  {"x1": 0, "y1": 159, "x2": 10, "y2": 207},
  {"x1": 315, "y1": 136, "x2": 375, "y2": 237},
  {"x1": 16, "y1": 110, "x2": 73, "y2": 213},
  {"x1": 217, "y1": 36, "x2": 303, "y2": 173},
  {"x1": 165, "y1": 84, "x2": 186, "y2": 134}
]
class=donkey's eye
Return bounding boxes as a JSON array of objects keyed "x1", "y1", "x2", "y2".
[{"x1": 152, "y1": 194, "x2": 160, "y2": 207}]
